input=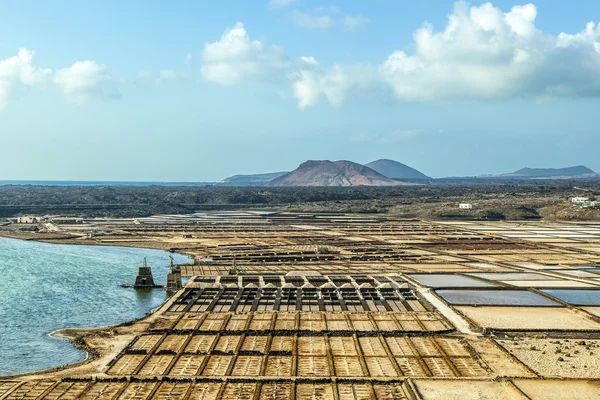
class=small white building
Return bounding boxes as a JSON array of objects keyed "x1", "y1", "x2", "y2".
[
  {"x1": 571, "y1": 197, "x2": 590, "y2": 205},
  {"x1": 459, "y1": 203, "x2": 473, "y2": 210},
  {"x1": 17, "y1": 216, "x2": 41, "y2": 224}
]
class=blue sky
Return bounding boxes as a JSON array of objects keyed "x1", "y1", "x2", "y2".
[{"x1": 1, "y1": 0, "x2": 600, "y2": 181}]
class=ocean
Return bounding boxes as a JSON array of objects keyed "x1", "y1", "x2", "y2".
[
  {"x1": 0, "y1": 237, "x2": 191, "y2": 376},
  {"x1": 0, "y1": 180, "x2": 216, "y2": 186}
]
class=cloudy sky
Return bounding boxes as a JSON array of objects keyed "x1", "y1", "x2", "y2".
[{"x1": 1, "y1": 0, "x2": 600, "y2": 181}]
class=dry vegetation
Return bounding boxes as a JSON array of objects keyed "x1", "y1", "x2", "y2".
[{"x1": 2, "y1": 182, "x2": 600, "y2": 221}]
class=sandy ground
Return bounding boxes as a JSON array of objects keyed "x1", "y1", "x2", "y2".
[
  {"x1": 455, "y1": 306, "x2": 600, "y2": 331},
  {"x1": 513, "y1": 379, "x2": 600, "y2": 400},
  {"x1": 467, "y1": 339, "x2": 535, "y2": 378},
  {"x1": 583, "y1": 307, "x2": 600, "y2": 317},
  {"x1": 413, "y1": 380, "x2": 527, "y2": 400},
  {"x1": 497, "y1": 338, "x2": 600, "y2": 378}
]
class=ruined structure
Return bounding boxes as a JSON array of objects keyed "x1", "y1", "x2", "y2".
[
  {"x1": 166, "y1": 256, "x2": 182, "y2": 294},
  {"x1": 133, "y1": 257, "x2": 160, "y2": 288}
]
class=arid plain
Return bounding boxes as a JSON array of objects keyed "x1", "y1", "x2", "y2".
[{"x1": 1, "y1": 212, "x2": 600, "y2": 399}]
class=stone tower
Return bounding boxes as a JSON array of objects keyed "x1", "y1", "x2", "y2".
[
  {"x1": 134, "y1": 257, "x2": 156, "y2": 288},
  {"x1": 166, "y1": 255, "x2": 182, "y2": 294}
]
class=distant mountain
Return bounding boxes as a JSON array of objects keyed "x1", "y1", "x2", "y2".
[
  {"x1": 365, "y1": 159, "x2": 430, "y2": 180},
  {"x1": 221, "y1": 171, "x2": 288, "y2": 186},
  {"x1": 501, "y1": 166, "x2": 595, "y2": 178},
  {"x1": 268, "y1": 160, "x2": 412, "y2": 187}
]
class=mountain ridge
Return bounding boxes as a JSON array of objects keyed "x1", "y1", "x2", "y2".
[
  {"x1": 365, "y1": 159, "x2": 430, "y2": 180},
  {"x1": 268, "y1": 160, "x2": 412, "y2": 187},
  {"x1": 221, "y1": 171, "x2": 288, "y2": 186},
  {"x1": 501, "y1": 166, "x2": 594, "y2": 178}
]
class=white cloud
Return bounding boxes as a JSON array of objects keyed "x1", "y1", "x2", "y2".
[
  {"x1": 0, "y1": 50, "x2": 118, "y2": 109},
  {"x1": 379, "y1": 2, "x2": 600, "y2": 101},
  {"x1": 343, "y1": 15, "x2": 370, "y2": 31},
  {"x1": 269, "y1": 0, "x2": 296, "y2": 8},
  {"x1": 201, "y1": 22, "x2": 317, "y2": 85},
  {"x1": 193, "y1": 2, "x2": 600, "y2": 108},
  {"x1": 290, "y1": 11, "x2": 335, "y2": 29},
  {"x1": 0, "y1": 49, "x2": 51, "y2": 110},
  {"x1": 299, "y1": 56, "x2": 319, "y2": 66},
  {"x1": 293, "y1": 65, "x2": 381, "y2": 108},
  {"x1": 54, "y1": 61, "x2": 118, "y2": 104},
  {"x1": 295, "y1": 1, "x2": 600, "y2": 106}
]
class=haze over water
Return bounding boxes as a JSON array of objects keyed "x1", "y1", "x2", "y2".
[{"x1": 0, "y1": 237, "x2": 191, "y2": 376}]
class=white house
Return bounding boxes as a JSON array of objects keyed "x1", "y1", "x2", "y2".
[
  {"x1": 571, "y1": 197, "x2": 590, "y2": 205},
  {"x1": 17, "y1": 216, "x2": 40, "y2": 224},
  {"x1": 459, "y1": 203, "x2": 473, "y2": 210}
]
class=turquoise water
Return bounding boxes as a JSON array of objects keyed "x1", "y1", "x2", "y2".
[{"x1": 0, "y1": 237, "x2": 191, "y2": 376}]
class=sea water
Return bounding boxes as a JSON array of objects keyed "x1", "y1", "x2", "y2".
[{"x1": 0, "y1": 237, "x2": 191, "y2": 376}]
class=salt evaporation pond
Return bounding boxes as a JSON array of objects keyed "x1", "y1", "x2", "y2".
[
  {"x1": 409, "y1": 274, "x2": 496, "y2": 288},
  {"x1": 542, "y1": 289, "x2": 600, "y2": 306},
  {"x1": 0, "y1": 237, "x2": 191, "y2": 376},
  {"x1": 436, "y1": 289, "x2": 560, "y2": 306}
]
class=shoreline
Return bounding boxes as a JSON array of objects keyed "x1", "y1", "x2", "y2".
[
  {"x1": 0, "y1": 232, "x2": 193, "y2": 380},
  {"x1": 0, "y1": 287, "x2": 185, "y2": 380},
  {"x1": 0, "y1": 230, "x2": 194, "y2": 252}
]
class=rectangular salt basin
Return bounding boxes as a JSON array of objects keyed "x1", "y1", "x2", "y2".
[
  {"x1": 456, "y1": 306, "x2": 600, "y2": 331},
  {"x1": 467, "y1": 272, "x2": 559, "y2": 281},
  {"x1": 542, "y1": 289, "x2": 600, "y2": 305},
  {"x1": 549, "y1": 270, "x2": 600, "y2": 278},
  {"x1": 503, "y1": 234, "x2": 549, "y2": 238},
  {"x1": 437, "y1": 290, "x2": 560, "y2": 306},
  {"x1": 586, "y1": 267, "x2": 600, "y2": 273},
  {"x1": 551, "y1": 234, "x2": 596, "y2": 238},
  {"x1": 510, "y1": 263, "x2": 559, "y2": 270},
  {"x1": 468, "y1": 263, "x2": 503, "y2": 270},
  {"x1": 408, "y1": 274, "x2": 496, "y2": 288},
  {"x1": 502, "y1": 280, "x2": 596, "y2": 288}
]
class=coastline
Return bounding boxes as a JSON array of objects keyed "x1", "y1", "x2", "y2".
[
  {"x1": 0, "y1": 286, "x2": 186, "y2": 381},
  {"x1": 0, "y1": 229, "x2": 197, "y2": 265},
  {"x1": 0, "y1": 230, "x2": 190, "y2": 252},
  {"x1": 0, "y1": 232, "x2": 194, "y2": 380}
]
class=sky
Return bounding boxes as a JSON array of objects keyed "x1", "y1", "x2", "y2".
[{"x1": 1, "y1": 0, "x2": 600, "y2": 181}]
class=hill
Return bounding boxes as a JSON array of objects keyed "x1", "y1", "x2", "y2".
[
  {"x1": 365, "y1": 159, "x2": 430, "y2": 180},
  {"x1": 221, "y1": 172, "x2": 288, "y2": 186},
  {"x1": 268, "y1": 160, "x2": 411, "y2": 187},
  {"x1": 501, "y1": 166, "x2": 595, "y2": 178}
]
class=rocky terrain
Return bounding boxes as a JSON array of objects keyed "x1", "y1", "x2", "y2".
[{"x1": 2, "y1": 181, "x2": 600, "y2": 220}]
